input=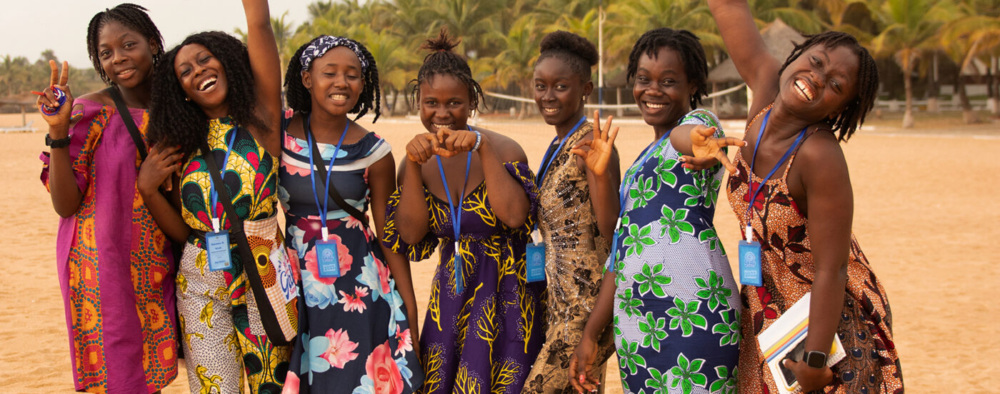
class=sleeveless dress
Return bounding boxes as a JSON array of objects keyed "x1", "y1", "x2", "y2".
[
  {"x1": 277, "y1": 127, "x2": 424, "y2": 393},
  {"x1": 610, "y1": 110, "x2": 741, "y2": 394},
  {"x1": 176, "y1": 117, "x2": 291, "y2": 394},
  {"x1": 382, "y1": 161, "x2": 545, "y2": 394},
  {"x1": 524, "y1": 122, "x2": 615, "y2": 394},
  {"x1": 727, "y1": 108, "x2": 903, "y2": 394},
  {"x1": 40, "y1": 98, "x2": 178, "y2": 393}
]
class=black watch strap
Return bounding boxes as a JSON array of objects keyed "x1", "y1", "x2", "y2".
[
  {"x1": 46, "y1": 134, "x2": 72, "y2": 148},
  {"x1": 803, "y1": 351, "x2": 828, "y2": 368}
]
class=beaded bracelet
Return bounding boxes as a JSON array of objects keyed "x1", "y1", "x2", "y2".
[{"x1": 472, "y1": 129, "x2": 482, "y2": 151}]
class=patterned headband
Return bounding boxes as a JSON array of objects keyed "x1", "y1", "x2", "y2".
[{"x1": 300, "y1": 35, "x2": 368, "y2": 73}]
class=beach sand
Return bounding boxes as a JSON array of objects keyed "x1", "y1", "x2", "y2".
[{"x1": 1, "y1": 112, "x2": 997, "y2": 392}]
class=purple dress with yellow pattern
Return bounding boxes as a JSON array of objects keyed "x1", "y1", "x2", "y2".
[{"x1": 383, "y1": 161, "x2": 545, "y2": 394}]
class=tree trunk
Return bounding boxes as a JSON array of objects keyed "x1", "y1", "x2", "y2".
[
  {"x1": 926, "y1": 52, "x2": 940, "y2": 113},
  {"x1": 616, "y1": 87, "x2": 623, "y2": 117},
  {"x1": 902, "y1": 62, "x2": 914, "y2": 128},
  {"x1": 956, "y1": 73, "x2": 979, "y2": 124}
]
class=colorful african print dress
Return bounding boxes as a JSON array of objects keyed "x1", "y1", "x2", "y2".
[
  {"x1": 277, "y1": 128, "x2": 423, "y2": 393},
  {"x1": 383, "y1": 161, "x2": 545, "y2": 394},
  {"x1": 524, "y1": 122, "x2": 616, "y2": 394},
  {"x1": 177, "y1": 117, "x2": 290, "y2": 394},
  {"x1": 610, "y1": 109, "x2": 740, "y2": 394},
  {"x1": 728, "y1": 108, "x2": 903, "y2": 393},
  {"x1": 40, "y1": 98, "x2": 179, "y2": 393}
]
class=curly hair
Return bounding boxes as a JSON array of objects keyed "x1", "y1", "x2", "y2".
[
  {"x1": 148, "y1": 31, "x2": 267, "y2": 156},
  {"x1": 778, "y1": 31, "x2": 879, "y2": 142},
  {"x1": 409, "y1": 29, "x2": 486, "y2": 111},
  {"x1": 86, "y1": 3, "x2": 163, "y2": 84},
  {"x1": 284, "y1": 36, "x2": 382, "y2": 122},
  {"x1": 626, "y1": 28, "x2": 709, "y2": 110},
  {"x1": 536, "y1": 30, "x2": 598, "y2": 83}
]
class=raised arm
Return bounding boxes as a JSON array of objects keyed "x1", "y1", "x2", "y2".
[
  {"x1": 242, "y1": 0, "x2": 282, "y2": 156},
  {"x1": 708, "y1": 0, "x2": 782, "y2": 99},
  {"x1": 394, "y1": 134, "x2": 438, "y2": 245},
  {"x1": 476, "y1": 132, "x2": 531, "y2": 229},
  {"x1": 37, "y1": 61, "x2": 83, "y2": 217}
]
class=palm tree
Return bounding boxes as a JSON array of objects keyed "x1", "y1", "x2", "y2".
[
  {"x1": 938, "y1": 4, "x2": 1000, "y2": 123},
  {"x1": 482, "y1": 15, "x2": 542, "y2": 118},
  {"x1": 872, "y1": 0, "x2": 956, "y2": 128}
]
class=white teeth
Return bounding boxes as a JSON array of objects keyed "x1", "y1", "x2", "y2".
[
  {"x1": 198, "y1": 77, "x2": 217, "y2": 91},
  {"x1": 795, "y1": 80, "x2": 814, "y2": 101},
  {"x1": 543, "y1": 108, "x2": 558, "y2": 114},
  {"x1": 645, "y1": 102, "x2": 664, "y2": 109},
  {"x1": 331, "y1": 94, "x2": 348, "y2": 100},
  {"x1": 434, "y1": 124, "x2": 453, "y2": 130}
]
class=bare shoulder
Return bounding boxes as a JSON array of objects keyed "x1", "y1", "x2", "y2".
[
  {"x1": 76, "y1": 88, "x2": 114, "y2": 107},
  {"x1": 480, "y1": 128, "x2": 528, "y2": 163},
  {"x1": 796, "y1": 127, "x2": 849, "y2": 182}
]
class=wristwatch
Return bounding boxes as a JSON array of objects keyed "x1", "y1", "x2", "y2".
[
  {"x1": 46, "y1": 134, "x2": 72, "y2": 148},
  {"x1": 803, "y1": 351, "x2": 828, "y2": 368}
]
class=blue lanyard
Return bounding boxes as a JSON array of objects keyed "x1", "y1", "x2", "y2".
[
  {"x1": 306, "y1": 117, "x2": 350, "y2": 241},
  {"x1": 436, "y1": 132, "x2": 473, "y2": 292},
  {"x1": 743, "y1": 110, "x2": 807, "y2": 240},
  {"x1": 536, "y1": 116, "x2": 586, "y2": 188},
  {"x1": 208, "y1": 127, "x2": 240, "y2": 232},
  {"x1": 609, "y1": 129, "x2": 672, "y2": 263}
]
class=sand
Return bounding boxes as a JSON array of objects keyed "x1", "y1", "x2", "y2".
[{"x1": 1, "y1": 112, "x2": 997, "y2": 393}]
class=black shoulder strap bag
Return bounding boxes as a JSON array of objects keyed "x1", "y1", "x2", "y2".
[
  {"x1": 301, "y1": 116, "x2": 368, "y2": 225},
  {"x1": 199, "y1": 139, "x2": 291, "y2": 345},
  {"x1": 109, "y1": 87, "x2": 149, "y2": 161}
]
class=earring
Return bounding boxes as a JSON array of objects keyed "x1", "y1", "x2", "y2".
[
  {"x1": 583, "y1": 95, "x2": 589, "y2": 102},
  {"x1": 184, "y1": 97, "x2": 190, "y2": 102}
]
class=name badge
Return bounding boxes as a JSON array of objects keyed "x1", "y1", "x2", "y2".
[
  {"x1": 738, "y1": 240, "x2": 763, "y2": 286},
  {"x1": 205, "y1": 231, "x2": 232, "y2": 271},
  {"x1": 525, "y1": 242, "x2": 546, "y2": 283},
  {"x1": 271, "y1": 248, "x2": 299, "y2": 302},
  {"x1": 453, "y1": 241, "x2": 464, "y2": 293},
  {"x1": 316, "y1": 239, "x2": 341, "y2": 278}
]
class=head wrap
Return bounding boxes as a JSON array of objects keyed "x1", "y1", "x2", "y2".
[{"x1": 300, "y1": 35, "x2": 368, "y2": 73}]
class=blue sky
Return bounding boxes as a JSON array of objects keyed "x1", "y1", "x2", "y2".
[{"x1": 1, "y1": 0, "x2": 316, "y2": 67}]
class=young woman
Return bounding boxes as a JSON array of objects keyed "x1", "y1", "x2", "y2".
[
  {"x1": 277, "y1": 35, "x2": 423, "y2": 393},
  {"x1": 523, "y1": 30, "x2": 619, "y2": 394},
  {"x1": 141, "y1": 0, "x2": 290, "y2": 392},
  {"x1": 381, "y1": 31, "x2": 545, "y2": 393},
  {"x1": 36, "y1": 4, "x2": 178, "y2": 392},
  {"x1": 568, "y1": 28, "x2": 744, "y2": 394},
  {"x1": 708, "y1": 0, "x2": 903, "y2": 392}
]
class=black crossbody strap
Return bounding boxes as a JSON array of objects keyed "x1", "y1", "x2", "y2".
[
  {"x1": 199, "y1": 139, "x2": 289, "y2": 345},
  {"x1": 109, "y1": 87, "x2": 148, "y2": 161},
  {"x1": 302, "y1": 116, "x2": 368, "y2": 224}
]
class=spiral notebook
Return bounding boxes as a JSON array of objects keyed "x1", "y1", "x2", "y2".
[{"x1": 758, "y1": 292, "x2": 846, "y2": 394}]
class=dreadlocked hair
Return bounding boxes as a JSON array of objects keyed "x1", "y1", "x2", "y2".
[
  {"x1": 778, "y1": 31, "x2": 879, "y2": 142},
  {"x1": 626, "y1": 28, "x2": 709, "y2": 110},
  {"x1": 409, "y1": 29, "x2": 486, "y2": 111},
  {"x1": 148, "y1": 31, "x2": 268, "y2": 157},
  {"x1": 86, "y1": 3, "x2": 163, "y2": 84},
  {"x1": 284, "y1": 36, "x2": 382, "y2": 123},
  {"x1": 537, "y1": 30, "x2": 598, "y2": 83}
]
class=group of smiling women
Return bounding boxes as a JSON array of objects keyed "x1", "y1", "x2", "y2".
[{"x1": 36, "y1": 0, "x2": 904, "y2": 393}]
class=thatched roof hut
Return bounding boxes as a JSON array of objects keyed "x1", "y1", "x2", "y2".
[{"x1": 708, "y1": 18, "x2": 805, "y2": 83}]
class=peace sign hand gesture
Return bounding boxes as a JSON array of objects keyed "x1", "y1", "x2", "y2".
[
  {"x1": 680, "y1": 124, "x2": 745, "y2": 173},
  {"x1": 571, "y1": 110, "x2": 619, "y2": 177},
  {"x1": 33, "y1": 60, "x2": 75, "y2": 133}
]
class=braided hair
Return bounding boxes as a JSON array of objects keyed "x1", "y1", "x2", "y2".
[
  {"x1": 285, "y1": 36, "x2": 382, "y2": 122},
  {"x1": 536, "y1": 30, "x2": 598, "y2": 83},
  {"x1": 778, "y1": 31, "x2": 879, "y2": 142},
  {"x1": 86, "y1": 3, "x2": 164, "y2": 84},
  {"x1": 409, "y1": 29, "x2": 486, "y2": 111},
  {"x1": 626, "y1": 28, "x2": 709, "y2": 110},
  {"x1": 149, "y1": 31, "x2": 267, "y2": 156}
]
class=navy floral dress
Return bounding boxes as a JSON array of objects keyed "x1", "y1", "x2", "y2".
[{"x1": 278, "y1": 126, "x2": 423, "y2": 393}]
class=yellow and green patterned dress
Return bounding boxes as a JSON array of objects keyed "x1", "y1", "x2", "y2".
[{"x1": 176, "y1": 117, "x2": 290, "y2": 393}]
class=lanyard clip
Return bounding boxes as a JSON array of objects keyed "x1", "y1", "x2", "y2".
[
  {"x1": 212, "y1": 217, "x2": 220, "y2": 233},
  {"x1": 322, "y1": 226, "x2": 329, "y2": 242},
  {"x1": 745, "y1": 225, "x2": 753, "y2": 242}
]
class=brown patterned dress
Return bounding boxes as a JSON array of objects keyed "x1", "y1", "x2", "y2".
[
  {"x1": 524, "y1": 122, "x2": 616, "y2": 393},
  {"x1": 727, "y1": 112, "x2": 904, "y2": 394}
]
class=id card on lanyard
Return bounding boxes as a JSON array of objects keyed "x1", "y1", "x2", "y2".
[
  {"x1": 740, "y1": 110, "x2": 807, "y2": 286},
  {"x1": 527, "y1": 117, "x2": 587, "y2": 283},
  {"x1": 436, "y1": 131, "x2": 474, "y2": 293},
  {"x1": 308, "y1": 118, "x2": 349, "y2": 278},
  {"x1": 608, "y1": 129, "x2": 672, "y2": 271},
  {"x1": 205, "y1": 129, "x2": 240, "y2": 272}
]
